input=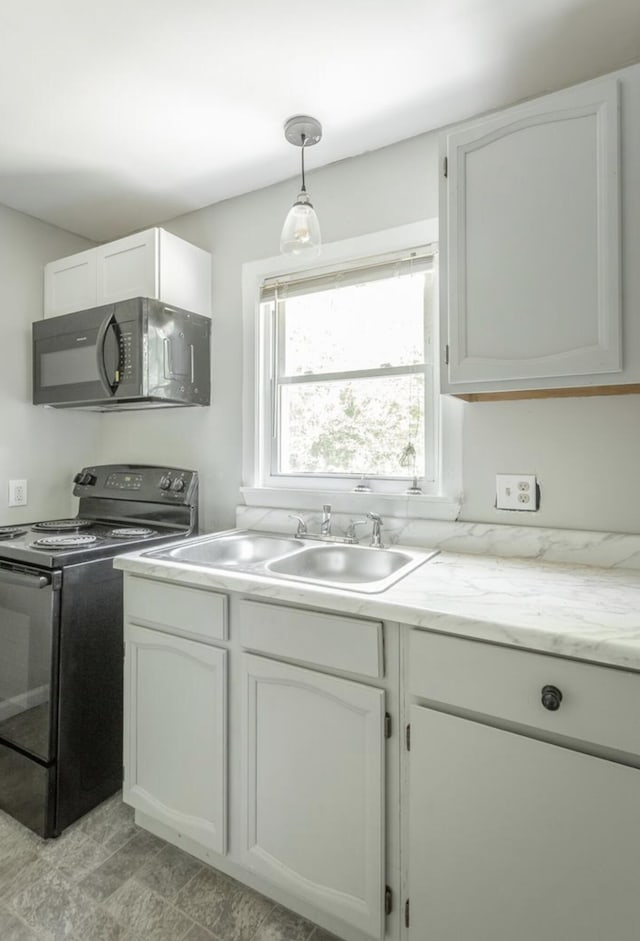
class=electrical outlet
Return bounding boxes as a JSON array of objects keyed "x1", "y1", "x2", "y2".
[
  {"x1": 8, "y1": 479, "x2": 28, "y2": 507},
  {"x1": 496, "y1": 474, "x2": 538, "y2": 511}
]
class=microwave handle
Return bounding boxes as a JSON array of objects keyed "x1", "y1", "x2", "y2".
[{"x1": 96, "y1": 311, "x2": 120, "y2": 395}]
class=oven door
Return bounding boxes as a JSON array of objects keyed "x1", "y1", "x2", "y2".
[{"x1": 0, "y1": 564, "x2": 60, "y2": 763}]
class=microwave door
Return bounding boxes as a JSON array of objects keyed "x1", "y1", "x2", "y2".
[{"x1": 33, "y1": 326, "x2": 107, "y2": 406}]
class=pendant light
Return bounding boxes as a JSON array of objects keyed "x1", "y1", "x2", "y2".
[{"x1": 280, "y1": 115, "x2": 322, "y2": 257}]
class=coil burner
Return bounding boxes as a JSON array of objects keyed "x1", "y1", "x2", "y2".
[
  {"x1": 0, "y1": 526, "x2": 27, "y2": 539},
  {"x1": 32, "y1": 519, "x2": 94, "y2": 533},
  {"x1": 31, "y1": 534, "x2": 100, "y2": 550},
  {"x1": 109, "y1": 527, "x2": 157, "y2": 539}
]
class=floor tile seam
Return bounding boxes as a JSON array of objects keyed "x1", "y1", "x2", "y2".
[
  {"x1": 0, "y1": 900, "x2": 49, "y2": 941},
  {"x1": 166, "y1": 861, "x2": 217, "y2": 907},
  {"x1": 130, "y1": 869, "x2": 185, "y2": 905},
  {"x1": 208, "y1": 890, "x2": 277, "y2": 941},
  {"x1": 175, "y1": 880, "x2": 245, "y2": 934},
  {"x1": 249, "y1": 896, "x2": 280, "y2": 937},
  {"x1": 103, "y1": 873, "x2": 196, "y2": 935},
  {"x1": 41, "y1": 832, "x2": 98, "y2": 876},
  {"x1": 93, "y1": 827, "x2": 166, "y2": 879}
]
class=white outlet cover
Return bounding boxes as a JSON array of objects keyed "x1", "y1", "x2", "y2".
[
  {"x1": 8, "y1": 479, "x2": 28, "y2": 507},
  {"x1": 496, "y1": 474, "x2": 537, "y2": 511}
]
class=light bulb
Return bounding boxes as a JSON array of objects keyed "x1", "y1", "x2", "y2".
[{"x1": 280, "y1": 191, "x2": 321, "y2": 256}]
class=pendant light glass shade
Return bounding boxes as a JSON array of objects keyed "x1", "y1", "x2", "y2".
[
  {"x1": 280, "y1": 115, "x2": 323, "y2": 257},
  {"x1": 280, "y1": 191, "x2": 321, "y2": 256}
]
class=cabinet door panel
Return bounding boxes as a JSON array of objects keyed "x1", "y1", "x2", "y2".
[
  {"x1": 44, "y1": 249, "x2": 97, "y2": 317},
  {"x1": 242, "y1": 654, "x2": 385, "y2": 939},
  {"x1": 124, "y1": 624, "x2": 226, "y2": 855},
  {"x1": 96, "y1": 229, "x2": 158, "y2": 305},
  {"x1": 441, "y1": 78, "x2": 621, "y2": 392},
  {"x1": 409, "y1": 705, "x2": 640, "y2": 941}
]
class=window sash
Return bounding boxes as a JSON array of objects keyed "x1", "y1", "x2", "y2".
[{"x1": 260, "y1": 245, "x2": 437, "y2": 490}]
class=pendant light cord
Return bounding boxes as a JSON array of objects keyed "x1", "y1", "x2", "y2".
[{"x1": 300, "y1": 133, "x2": 307, "y2": 193}]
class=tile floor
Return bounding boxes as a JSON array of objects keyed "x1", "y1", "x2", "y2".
[{"x1": 0, "y1": 793, "x2": 339, "y2": 941}]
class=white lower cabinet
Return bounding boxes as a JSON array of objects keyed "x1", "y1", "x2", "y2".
[
  {"x1": 408, "y1": 705, "x2": 640, "y2": 941},
  {"x1": 122, "y1": 572, "x2": 640, "y2": 941},
  {"x1": 123, "y1": 622, "x2": 227, "y2": 855},
  {"x1": 240, "y1": 653, "x2": 386, "y2": 939}
]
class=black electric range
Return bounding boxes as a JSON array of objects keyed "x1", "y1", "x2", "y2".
[{"x1": 0, "y1": 464, "x2": 199, "y2": 837}]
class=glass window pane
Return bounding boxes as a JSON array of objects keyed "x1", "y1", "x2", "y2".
[
  {"x1": 281, "y1": 272, "x2": 427, "y2": 376},
  {"x1": 278, "y1": 375, "x2": 425, "y2": 477}
]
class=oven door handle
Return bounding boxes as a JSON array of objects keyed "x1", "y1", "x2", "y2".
[{"x1": 0, "y1": 568, "x2": 52, "y2": 590}]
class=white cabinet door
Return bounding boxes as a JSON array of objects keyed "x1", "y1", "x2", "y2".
[
  {"x1": 124, "y1": 623, "x2": 227, "y2": 855},
  {"x1": 44, "y1": 248, "x2": 98, "y2": 317},
  {"x1": 241, "y1": 653, "x2": 385, "y2": 939},
  {"x1": 440, "y1": 77, "x2": 621, "y2": 394},
  {"x1": 96, "y1": 229, "x2": 158, "y2": 305},
  {"x1": 43, "y1": 228, "x2": 211, "y2": 318},
  {"x1": 408, "y1": 705, "x2": 640, "y2": 941}
]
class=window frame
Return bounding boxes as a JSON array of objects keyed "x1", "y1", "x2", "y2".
[{"x1": 242, "y1": 221, "x2": 463, "y2": 520}]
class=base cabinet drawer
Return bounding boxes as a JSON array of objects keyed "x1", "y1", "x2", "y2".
[
  {"x1": 409, "y1": 628, "x2": 640, "y2": 756},
  {"x1": 238, "y1": 598, "x2": 383, "y2": 678},
  {"x1": 125, "y1": 575, "x2": 228, "y2": 642}
]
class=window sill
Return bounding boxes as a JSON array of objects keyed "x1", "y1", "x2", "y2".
[{"x1": 240, "y1": 487, "x2": 461, "y2": 521}]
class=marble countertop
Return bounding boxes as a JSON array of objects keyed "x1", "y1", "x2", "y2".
[{"x1": 114, "y1": 540, "x2": 640, "y2": 672}]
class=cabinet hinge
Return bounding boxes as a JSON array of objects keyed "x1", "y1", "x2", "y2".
[
  {"x1": 405, "y1": 723, "x2": 411, "y2": 751},
  {"x1": 385, "y1": 885, "x2": 393, "y2": 916},
  {"x1": 443, "y1": 156, "x2": 448, "y2": 178},
  {"x1": 404, "y1": 898, "x2": 410, "y2": 928},
  {"x1": 384, "y1": 712, "x2": 392, "y2": 739},
  {"x1": 445, "y1": 344, "x2": 450, "y2": 365}
]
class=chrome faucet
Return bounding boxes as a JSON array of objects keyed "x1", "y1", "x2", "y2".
[
  {"x1": 320, "y1": 504, "x2": 332, "y2": 536},
  {"x1": 366, "y1": 512, "x2": 384, "y2": 548},
  {"x1": 288, "y1": 514, "x2": 307, "y2": 537}
]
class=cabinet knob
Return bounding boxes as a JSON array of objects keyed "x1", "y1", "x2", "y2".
[{"x1": 541, "y1": 684, "x2": 563, "y2": 711}]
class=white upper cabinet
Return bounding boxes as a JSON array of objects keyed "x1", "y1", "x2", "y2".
[
  {"x1": 440, "y1": 77, "x2": 621, "y2": 395},
  {"x1": 44, "y1": 227, "x2": 211, "y2": 318}
]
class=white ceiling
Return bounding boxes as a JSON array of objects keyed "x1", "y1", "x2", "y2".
[{"x1": 1, "y1": 0, "x2": 639, "y2": 241}]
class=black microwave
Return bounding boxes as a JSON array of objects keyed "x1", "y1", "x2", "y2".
[{"x1": 33, "y1": 298, "x2": 210, "y2": 410}]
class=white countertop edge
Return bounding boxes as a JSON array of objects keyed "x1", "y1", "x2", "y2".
[{"x1": 114, "y1": 546, "x2": 640, "y2": 673}]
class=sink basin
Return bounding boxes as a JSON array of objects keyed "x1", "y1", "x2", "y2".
[
  {"x1": 148, "y1": 532, "x2": 305, "y2": 567},
  {"x1": 268, "y1": 544, "x2": 412, "y2": 582},
  {"x1": 266, "y1": 543, "x2": 436, "y2": 592},
  {"x1": 144, "y1": 530, "x2": 437, "y2": 593}
]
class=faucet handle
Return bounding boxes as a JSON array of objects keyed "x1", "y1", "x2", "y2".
[
  {"x1": 288, "y1": 514, "x2": 307, "y2": 536},
  {"x1": 345, "y1": 519, "x2": 368, "y2": 543}
]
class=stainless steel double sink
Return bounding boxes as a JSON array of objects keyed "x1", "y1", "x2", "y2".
[{"x1": 144, "y1": 530, "x2": 438, "y2": 593}]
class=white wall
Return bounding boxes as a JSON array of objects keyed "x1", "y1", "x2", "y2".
[
  {"x1": 0, "y1": 205, "x2": 98, "y2": 526},
  {"x1": 91, "y1": 64, "x2": 640, "y2": 536}
]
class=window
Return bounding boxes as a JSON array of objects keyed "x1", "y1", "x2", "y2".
[
  {"x1": 242, "y1": 221, "x2": 462, "y2": 520},
  {"x1": 258, "y1": 247, "x2": 436, "y2": 492}
]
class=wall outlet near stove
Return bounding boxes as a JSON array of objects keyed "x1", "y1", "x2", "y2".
[
  {"x1": 496, "y1": 474, "x2": 538, "y2": 511},
  {"x1": 8, "y1": 479, "x2": 28, "y2": 507}
]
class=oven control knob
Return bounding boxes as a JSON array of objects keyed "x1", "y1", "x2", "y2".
[
  {"x1": 73, "y1": 472, "x2": 85, "y2": 484},
  {"x1": 159, "y1": 476, "x2": 172, "y2": 491},
  {"x1": 171, "y1": 478, "x2": 186, "y2": 493},
  {"x1": 83, "y1": 473, "x2": 97, "y2": 486}
]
